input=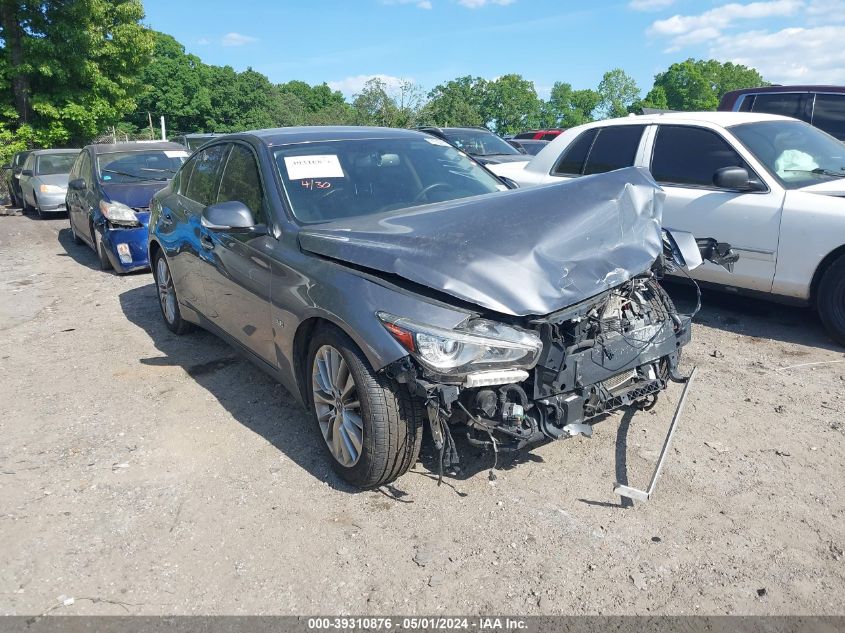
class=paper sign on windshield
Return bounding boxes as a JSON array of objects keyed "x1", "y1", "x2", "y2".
[
  {"x1": 284, "y1": 155, "x2": 344, "y2": 180},
  {"x1": 164, "y1": 150, "x2": 189, "y2": 158}
]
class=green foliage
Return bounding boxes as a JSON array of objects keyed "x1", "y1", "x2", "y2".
[
  {"x1": 0, "y1": 0, "x2": 153, "y2": 146},
  {"x1": 652, "y1": 58, "x2": 768, "y2": 111},
  {"x1": 420, "y1": 76, "x2": 487, "y2": 127},
  {"x1": 540, "y1": 82, "x2": 600, "y2": 128},
  {"x1": 481, "y1": 74, "x2": 541, "y2": 135},
  {"x1": 597, "y1": 68, "x2": 641, "y2": 119},
  {"x1": 352, "y1": 78, "x2": 424, "y2": 128}
]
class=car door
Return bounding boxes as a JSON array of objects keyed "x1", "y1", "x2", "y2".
[
  {"x1": 648, "y1": 124, "x2": 784, "y2": 291},
  {"x1": 199, "y1": 142, "x2": 275, "y2": 365},
  {"x1": 67, "y1": 151, "x2": 92, "y2": 243},
  {"x1": 20, "y1": 154, "x2": 35, "y2": 206},
  {"x1": 173, "y1": 143, "x2": 230, "y2": 316}
]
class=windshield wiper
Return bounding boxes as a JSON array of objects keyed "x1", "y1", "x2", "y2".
[
  {"x1": 784, "y1": 167, "x2": 845, "y2": 178},
  {"x1": 102, "y1": 168, "x2": 167, "y2": 181},
  {"x1": 140, "y1": 167, "x2": 177, "y2": 174}
]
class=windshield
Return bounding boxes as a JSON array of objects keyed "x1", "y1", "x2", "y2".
[
  {"x1": 97, "y1": 149, "x2": 189, "y2": 184},
  {"x1": 438, "y1": 129, "x2": 521, "y2": 157},
  {"x1": 730, "y1": 120, "x2": 845, "y2": 189},
  {"x1": 274, "y1": 137, "x2": 506, "y2": 223},
  {"x1": 36, "y1": 153, "x2": 78, "y2": 176}
]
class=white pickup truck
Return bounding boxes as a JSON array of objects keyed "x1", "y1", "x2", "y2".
[{"x1": 490, "y1": 112, "x2": 845, "y2": 345}]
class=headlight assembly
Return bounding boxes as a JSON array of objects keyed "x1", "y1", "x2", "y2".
[
  {"x1": 39, "y1": 184, "x2": 66, "y2": 194},
  {"x1": 99, "y1": 200, "x2": 139, "y2": 226},
  {"x1": 377, "y1": 312, "x2": 542, "y2": 378}
]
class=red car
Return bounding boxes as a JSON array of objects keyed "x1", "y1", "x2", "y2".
[
  {"x1": 513, "y1": 129, "x2": 565, "y2": 141},
  {"x1": 718, "y1": 85, "x2": 845, "y2": 140}
]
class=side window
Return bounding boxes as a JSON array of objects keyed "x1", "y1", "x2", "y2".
[
  {"x1": 81, "y1": 153, "x2": 93, "y2": 184},
  {"x1": 583, "y1": 125, "x2": 645, "y2": 175},
  {"x1": 23, "y1": 155, "x2": 35, "y2": 171},
  {"x1": 551, "y1": 129, "x2": 597, "y2": 176},
  {"x1": 811, "y1": 94, "x2": 845, "y2": 141},
  {"x1": 184, "y1": 144, "x2": 228, "y2": 206},
  {"x1": 69, "y1": 153, "x2": 82, "y2": 180},
  {"x1": 652, "y1": 125, "x2": 748, "y2": 188},
  {"x1": 751, "y1": 93, "x2": 812, "y2": 123},
  {"x1": 216, "y1": 144, "x2": 265, "y2": 223}
]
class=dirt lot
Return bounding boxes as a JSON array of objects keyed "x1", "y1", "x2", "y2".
[{"x1": 1, "y1": 210, "x2": 843, "y2": 616}]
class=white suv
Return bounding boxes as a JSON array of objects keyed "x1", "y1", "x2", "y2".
[{"x1": 491, "y1": 112, "x2": 845, "y2": 345}]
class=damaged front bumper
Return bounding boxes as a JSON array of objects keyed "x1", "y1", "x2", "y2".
[
  {"x1": 96, "y1": 213, "x2": 151, "y2": 273},
  {"x1": 385, "y1": 276, "x2": 694, "y2": 498}
]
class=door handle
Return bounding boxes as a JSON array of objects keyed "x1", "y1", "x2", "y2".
[{"x1": 200, "y1": 233, "x2": 214, "y2": 250}]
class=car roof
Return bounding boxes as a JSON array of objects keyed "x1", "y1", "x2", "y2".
[
  {"x1": 724, "y1": 84, "x2": 845, "y2": 96},
  {"x1": 30, "y1": 149, "x2": 80, "y2": 156},
  {"x1": 595, "y1": 111, "x2": 795, "y2": 128},
  {"x1": 84, "y1": 141, "x2": 187, "y2": 155},
  {"x1": 229, "y1": 126, "x2": 431, "y2": 147}
]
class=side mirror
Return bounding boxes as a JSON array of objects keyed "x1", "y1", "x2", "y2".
[
  {"x1": 713, "y1": 166, "x2": 763, "y2": 191},
  {"x1": 68, "y1": 178, "x2": 86, "y2": 190},
  {"x1": 20, "y1": 169, "x2": 33, "y2": 177},
  {"x1": 201, "y1": 201, "x2": 256, "y2": 230},
  {"x1": 1, "y1": 164, "x2": 10, "y2": 170}
]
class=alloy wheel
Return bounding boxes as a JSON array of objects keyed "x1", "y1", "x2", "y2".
[
  {"x1": 311, "y1": 345, "x2": 363, "y2": 467},
  {"x1": 156, "y1": 257, "x2": 177, "y2": 325}
]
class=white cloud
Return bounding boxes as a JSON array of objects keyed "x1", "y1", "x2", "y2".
[
  {"x1": 458, "y1": 0, "x2": 516, "y2": 7},
  {"x1": 649, "y1": 0, "x2": 802, "y2": 49},
  {"x1": 711, "y1": 25, "x2": 845, "y2": 83},
  {"x1": 328, "y1": 74, "x2": 409, "y2": 97},
  {"x1": 628, "y1": 0, "x2": 675, "y2": 11},
  {"x1": 221, "y1": 32, "x2": 258, "y2": 47},
  {"x1": 382, "y1": 0, "x2": 433, "y2": 8}
]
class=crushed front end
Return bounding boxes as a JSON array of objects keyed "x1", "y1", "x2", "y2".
[{"x1": 381, "y1": 271, "x2": 690, "y2": 476}]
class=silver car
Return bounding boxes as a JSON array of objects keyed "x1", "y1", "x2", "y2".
[{"x1": 19, "y1": 149, "x2": 80, "y2": 218}]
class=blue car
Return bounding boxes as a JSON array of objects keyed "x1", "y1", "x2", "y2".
[{"x1": 66, "y1": 141, "x2": 189, "y2": 273}]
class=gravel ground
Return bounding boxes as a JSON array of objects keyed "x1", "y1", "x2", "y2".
[{"x1": 1, "y1": 211, "x2": 843, "y2": 616}]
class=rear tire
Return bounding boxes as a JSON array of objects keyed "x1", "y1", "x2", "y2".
[
  {"x1": 817, "y1": 253, "x2": 845, "y2": 346},
  {"x1": 307, "y1": 325, "x2": 424, "y2": 488},
  {"x1": 153, "y1": 251, "x2": 195, "y2": 335}
]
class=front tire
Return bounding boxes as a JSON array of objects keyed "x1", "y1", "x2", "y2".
[
  {"x1": 817, "y1": 253, "x2": 845, "y2": 346},
  {"x1": 153, "y1": 252, "x2": 194, "y2": 335},
  {"x1": 307, "y1": 325, "x2": 423, "y2": 488},
  {"x1": 94, "y1": 229, "x2": 112, "y2": 271}
]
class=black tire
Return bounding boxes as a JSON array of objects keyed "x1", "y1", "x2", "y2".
[
  {"x1": 817, "y1": 253, "x2": 845, "y2": 346},
  {"x1": 307, "y1": 325, "x2": 424, "y2": 488},
  {"x1": 35, "y1": 196, "x2": 45, "y2": 219},
  {"x1": 153, "y1": 251, "x2": 195, "y2": 335},
  {"x1": 10, "y1": 190, "x2": 19, "y2": 209},
  {"x1": 94, "y1": 229, "x2": 112, "y2": 271}
]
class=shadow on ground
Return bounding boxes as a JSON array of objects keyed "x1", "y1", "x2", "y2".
[
  {"x1": 118, "y1": 281, "x2": 364, "y2": 493},
  {"x1": 663, "y1": 279, "x2": 840, "y2": 352}
]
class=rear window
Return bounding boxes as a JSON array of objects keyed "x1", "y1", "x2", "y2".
[{"x1": 551, "y1": 129, "x2": 597, "y2": 176}]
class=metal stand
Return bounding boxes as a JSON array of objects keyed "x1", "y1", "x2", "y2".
[{"x1": 613, "y1": 366, "x2": 698, "y2": 502}]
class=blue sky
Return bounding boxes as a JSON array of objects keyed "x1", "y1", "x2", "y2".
[{"x1": 141, "y1": 0, "x2": 844, "y2": 100}]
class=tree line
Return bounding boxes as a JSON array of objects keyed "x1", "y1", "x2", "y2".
[{"x1": 0, "y1": 0, "x2": 768, "y2": 165}]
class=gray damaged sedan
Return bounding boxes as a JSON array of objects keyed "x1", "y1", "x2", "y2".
[{"x1": 149, "y1": 127, "x2": 736, "y2": 494}]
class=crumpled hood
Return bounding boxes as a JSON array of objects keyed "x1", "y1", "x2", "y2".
[
  {"x1": 298, "y1": 167, "x2": 665, "y2": 317},
  {"x1": 101, "y1": 182, "x2": 169, "y2": 209}
]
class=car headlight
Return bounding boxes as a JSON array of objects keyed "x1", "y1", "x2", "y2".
[
  {"x1": 39, "y1": 184, "x2": 66, "y2": 194},
  {"x1": 99, "y1": 200, "x2": 138, "y2": 225},
  {"x1": 377, "y1": 312, "x2": 542, "y2": 378}
]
